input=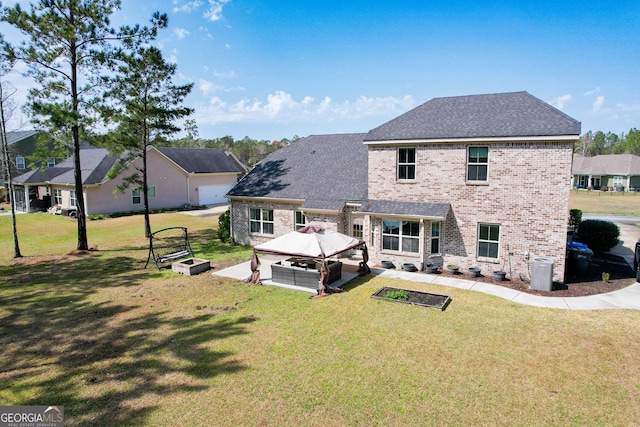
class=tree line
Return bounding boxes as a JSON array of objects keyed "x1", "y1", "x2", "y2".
[{"x1": 574, "y1": 128, "x2": 640, "y2": 156}]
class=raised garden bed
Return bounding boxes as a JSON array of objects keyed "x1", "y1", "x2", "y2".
[{"x1": 371, "y1": 286, "x2": 451, "y2": 311}]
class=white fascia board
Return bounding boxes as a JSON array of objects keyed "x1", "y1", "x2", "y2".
[
  {"x1": 363, "y1": 135, "x2": 579, "y2": 145},
  {"x1": 226, "y1": 195, "x2": 304, "y2": 204}
]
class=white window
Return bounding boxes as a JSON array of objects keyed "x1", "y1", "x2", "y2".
[
  {"x1": 70, "y1": 190, "x2": 77, "y2": 207},
  {"x1": 132, "y1": 186, "x2": 156, "y2": 204},
  {"x1": 250, "y1": 208, "x2": 274, "y2": 235},
  {"x1": 294, "y1": 211, "x2": 306, "y2": 230},
  {"x1": 382, "y1": 219, "x2": 419, "y2": 253},
  {"x1": 613, "y1": 176, "x2": 624, "y2": 186},
  {"x1": 397, "y1": 147, "x2": 416, "y2": 180},
  {"x1": 467, "y1": 146, "x2": 488, "y2": 182},
  {"x1": 352, "y1": 217, "x2": 364, "y2": 240},
  {"x1": 16, "y1": 156, "x2": 26, "y2": 170},
  {"x1": 54, "y1": 189, "x2": 62, "y2": 205},
  {"x1": 478, "y1": 223, "x2": 500, "y2": 259},
  {"x1": 47, "y1": 158, "x2": 56, "y2": 168},
  {"x1": 430, "y1": 221, "x2": 441, "y2": 254}
]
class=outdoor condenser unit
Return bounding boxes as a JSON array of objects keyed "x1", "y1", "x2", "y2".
[{"x1": 530, "y1": 258, "x2": 554, "y2": 291}]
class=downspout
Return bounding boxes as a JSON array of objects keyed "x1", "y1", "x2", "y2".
[{"x1": 187, "y1": 173, "x2": 190, "y2": 206}]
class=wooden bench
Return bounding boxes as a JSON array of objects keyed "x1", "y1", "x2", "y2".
[{"x1": 144, "y1": 227, "x2": 195, "y2": 270}]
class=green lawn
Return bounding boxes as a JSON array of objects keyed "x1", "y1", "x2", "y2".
[
  {"x1": 569, "y1": 188, "x2": 640, "y2": 215},
  {"x1": 1, "y1": 213, "x2": 640, "y2": 426}
]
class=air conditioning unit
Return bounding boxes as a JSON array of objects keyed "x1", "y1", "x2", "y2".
[{"x1": 530, "y1": 258, "x2": 554, "y2": 291}]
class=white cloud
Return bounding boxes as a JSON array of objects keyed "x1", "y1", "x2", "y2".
[
  {"x1": 198, "y1": 78, "x2": 219, "y2": 94},
  {"x1": 584, "y1": 87, "x2": 601, "y2": 96},
  {"x1": 204, "y1": 0, "x2": 230, "y2": 22},
  {"x1": 548, "y1": 94, "x2": 572, "y2": 109},
  {"x1": 174, "y1": 28, "x2": 189, "y2": 40},
  {"x1": 173, "y1": 0, "x2": 203, "y2": 13},
  {"x1": 195, "y1": 91, "x2": 415, "y2": 124},
  {"x1": 593, "y1": 96, "x2": 605, "y2": 112}
]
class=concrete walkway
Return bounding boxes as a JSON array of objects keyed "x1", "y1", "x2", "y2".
[{"x1": 213, "y1": 256, "x2": 640, "y2": 311}]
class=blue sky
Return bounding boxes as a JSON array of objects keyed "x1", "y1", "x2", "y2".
[{"x1": 2, "y1": 0, "x2": 640, "y2": 141}]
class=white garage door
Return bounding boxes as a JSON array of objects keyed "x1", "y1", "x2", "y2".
[{"x1": 198, "y1": 184, "x2": 233, "y2": 205}]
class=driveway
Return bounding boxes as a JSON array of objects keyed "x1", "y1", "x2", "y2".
[{"x1": 583, "y1": 214, "x2": 640, "y2": 269}]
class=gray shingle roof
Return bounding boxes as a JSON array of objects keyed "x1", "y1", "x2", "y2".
[
  {"x1": 573, "y1": 154, "x2": 640, "y2": 175},
  {"x1": 226, "y1": 133, "x2": 368, "y2": 206},
  {"x1": 14, "y1": 147, "x2": 117, "y2": 185},
  {"x1": 6, "y1": 130, "x2": 37, "y2": 145},
  {"x1": 364, "y1": 91, "x2": 581, "y2": 142},
  {"x1": 156, "y1": 147, "x2": 242, "y2": 174},
  {"x1": 357, "y1": 200, "x2": 450, "y2": 219}
]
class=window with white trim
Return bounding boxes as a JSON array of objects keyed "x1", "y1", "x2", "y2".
[
  {"x1": 478, "y1": 223, "x2": 500, "y2": 259},
  {"x1": 250, "y1": 208, "x2": 274, "y2": 235},
  {"x1": 467, "y1": 146, "x2": 488, "y2": 182},
  {"x1": 352, "y1": 217, "x2": 363, "y2": 240},
  {"x1": 397, "y1": 147, "x2": 416, "y2": 180},
  {"x1": 294, "y1": 211, "x2": 306, "y2": 230},
  {"x1": 54, "y1": 188, "x2": 62, "y2": 205},
  {"x1": 132, "y1": 188, "x2": 141, "y2": 204},
  {"x1": 47, "y1": 158, "x2": 56, "y2": 168},
  {"x1": 132, "y1": 186, "x2": 156, "y2": 204},
  {"x1": 382, "y1": 219, "x2": 419, "y2": 253},
  {"x1": 613, "y1": 176, "x2": 624, "y2": 187},
  {"x1": 16, "y1": 156, "x2": 26, "y2": 170},
  {"x1": 430, "y1": 221, "x2": 441, "y2": 254},
  {"x1": 70, "y1": 190, "x2": 77, "y2": 207}
]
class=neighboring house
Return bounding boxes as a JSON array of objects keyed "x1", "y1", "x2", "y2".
[
  {"x1": 572, "y1": 154, "x2": 640, "y2": 191},
  {"x1": 227, "y1": 91, "x2": 581, "y2": 283},
  {"x1": 1, "y1": 130, "x2": 60, "y2": 186},
  {"x1": 13, "y1": 145, "x2": 244, "y2": 214}
]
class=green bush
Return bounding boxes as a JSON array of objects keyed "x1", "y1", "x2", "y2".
[
  {"x1": 568, "y1": 209, "x2": 582, "y2": 231},
  {"x1": 217, "y1": 208, "x2": 232, "y2": 243},
  {"x1": 576, "y1": 219, "x2": 620, "y2": 252},
  {"x1": 383, "y1": 289, "x2": 409, "y2": 301}
]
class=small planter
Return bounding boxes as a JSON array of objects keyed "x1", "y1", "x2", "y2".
[
  {"x1": 381, "y1": 260, "x2": 394, "y2": 269},
  {"x1": 468, "y1": 267, "x2": 481, "y2": 278},
  {"x1": 372, "y1": 286, "x2": 451, "y2": 311},
  {"x1": 446, "y1": 264, "x2": 460, "y2": 274},
  {"x1": 425, "y1": 264, "x2": 439, "y2": 274},
  {"x1": 493, "y1": 270, "x2": 507, "y2": 281},
  {"x1": 403, "y1": 263, "x2": 418, "y2": 272}
]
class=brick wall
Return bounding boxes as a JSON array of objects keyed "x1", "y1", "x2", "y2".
[{"x1": 366, "y1": 141, "x2": 574, "y2": 282}]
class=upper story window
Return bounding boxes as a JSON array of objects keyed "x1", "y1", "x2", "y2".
[
  {"x1": 382, "y1": 219, "x2": 419, "y2": 253},
  {"x1": 397, "y1": 147, "x2": 416, "y2": 180},
  {"x1": 250, "y1": 208, "x2": 274, "y2": 235},
  {"x1": 467, "y1": 146, "x2": 488, "y2": 182},
  {"x1": 478, "y1": 223, "x2": 500, "y2": 259},
  {"x1": 16, "y1": 156, "x2": 26, "y2": 170},
  {"x1": 47, "y1": 158, "x2": 56, "y2": 168},
  {"x1": 294, "y1": 211, "x2": 306, "y2": 230}
]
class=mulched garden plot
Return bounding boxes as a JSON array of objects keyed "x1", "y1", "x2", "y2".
[{"x1": 372, "y1": 286, "x2": 451, "y2": 311}]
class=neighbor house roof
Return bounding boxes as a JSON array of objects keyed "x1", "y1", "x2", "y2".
[
  {"x1": 6, "y1": 130, "x2": 37, "y2": 145},
  {"x1": 14, "y1": 147, "x2": 118, "y2": 185},
  {"x1": 364, "y1": 91, "x2": 581, "y2": 142},
  {"x1": 155, "y1": 147, "x2": 243, "y2": 174},
  {"x1": 226, "y1": 133, "x2": 368, "y2": 206},
  {"x1": 572, "y1": 154, "x2": 640, "y2": 176}
]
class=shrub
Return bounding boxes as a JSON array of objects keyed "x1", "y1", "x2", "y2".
[
  {"x1": 383, "y1": 290, "x2": 409, "y2": 301},
  {"x1": 217, "y1": 208, "x2": 232, "y2": 243},
  {"x1": 568, "y1": 209, "x2": 582, "y2": 231},
  {"x1": 576, "y1": 219, "x2": 620, "y2": 252}
]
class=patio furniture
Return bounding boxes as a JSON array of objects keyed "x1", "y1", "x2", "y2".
[
  {"x1": 271, "y1": 259, "x2": 342, "y2": 290},
  {"x1": 145, "y1": 227, "x2": 195, "y2": 270}
]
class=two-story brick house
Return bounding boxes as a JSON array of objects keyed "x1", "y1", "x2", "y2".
[{"x1": 227, "y1": 91, "x2": 581, "y2": 282}]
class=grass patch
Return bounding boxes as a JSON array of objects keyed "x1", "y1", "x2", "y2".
[
  {"x1": 1, "y1": 212, "x2": 640, "y2": 425},
  {"x1": 570, "y1": 189, "x2": 640, "y2": 215}
]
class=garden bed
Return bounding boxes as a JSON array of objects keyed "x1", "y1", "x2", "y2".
[{"x1": 371, "y1": 286, "x2": 451, "y2": 311}]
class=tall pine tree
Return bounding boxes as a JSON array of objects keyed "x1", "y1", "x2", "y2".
[
  {"x1": 1, "y1": 0, "x2": 166, "y2": 250},
  {"x1": 103, "y1": 46, "x2": 193, "y2": 237}
]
